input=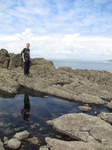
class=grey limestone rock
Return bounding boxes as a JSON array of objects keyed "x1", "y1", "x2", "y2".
[
  {"x1": 7, "y1": 138, "x2": 21, "y2": 149},
  {"x1": 0, "y1": 122, "x2": 4, "y2": 127},
  {"x1": 3, "y1": 136, "x2": 8, "y2": 145},
  {"x1": 0, "y1": 49, "x2": 10, "y2": 69},
  {"x1": 107, "y1": 101, "x2": 112, "y2": 110},
  {"x1": 26, "y1": 136, "x2": 39, "y2": 145},
  {"x1": 78, "y1": 105, "x2": 92, "y2": 112},
  {"x1": 76, "y1": 93, "x2": 105, "y2": 105},
  {"x1": 8, "y1": 53, "x2": 23, "y2": 69},
  {"x1": 0, "y1": 68, "x2": 20, "y2": 93},
  {"x1": 0, "y1": 139, "x2": 4, "y2": 150},
  {"x1": 0, "y1": 49, "x2": 112, "y2": 107},
  {"x1": 45, "y1": 137, "x2": 112, "y2": 150},
  {"x1": 39, "y1": 145, "x2": 49, "y2": 150},
  {"x1": 98, "y1": 112, "x2": 112, "y2": 124},
  {"x1": 47, "y1": 113, "x2": 112, "y2": 144},
  {"x1": 14, "y1": 130, "x2": 30, "y2": 140}
]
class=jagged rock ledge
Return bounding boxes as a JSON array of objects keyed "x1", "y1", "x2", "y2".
[
  {"x1": 0, "y1": 49, "x2": 112, "y2": 108},
  {"x1": 39, "y1": 113, "x2": 112, "y2": 150},
  {"x1": 40, "y1": 137, "x2": 112, "y2": 150},
  {"x1": 1, "y1": 49, "x2": 112, "y2": 150}
]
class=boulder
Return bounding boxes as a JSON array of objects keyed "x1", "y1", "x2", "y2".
[
  {"x1": 31, "y1": 58, "x2": 55, "y2": 68},
  {"x1": 0, "y1": 68, "x2": 20, "y2": 93},
  {"x1": 47, "y1": 113, "x2": 112, "y2": 144},
  {"x1": 8, "y1": 53, "x2": 23, "y2": 69},
  {"x1": 78, "y1": 105, "x2": 92, "y2": 112},
  {"x1": 0, "y1": 122, "x2": 4, "y2": 127},
  {"x1": 98, "y1": 112, "x2": 112, "y2": 124},
  {"x1": 7, "y1": 138, "x2": 21, "y2": 149},
  {"x1": 14, "y1": 130, "x2": 30, "y2": 140},
  {"x1": 0, "y1": 139, "x2": 4, "y2": 150},
  {"x1": 39, "y1": 145, "x2": 49, "y2": 150},
  {"x1": 3, "y1": 136, "x2": 8, "y2": 142},
  {"x1": 3, "y1": 136, "x2": 8, "y2": 145},
  {"x1": 45, "y1": 137, "x2": 112, "y2": 150},
  {"x1": 107, "y1": 101, "x2": 112, "y2": 110},
  {"x1": 0, "y1": 49, "x2": 10, "y2": 68}
]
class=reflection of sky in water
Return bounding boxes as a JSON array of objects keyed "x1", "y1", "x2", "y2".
[
  {"x1": 0, "y1": 94, "x2": 109, "y2": 148},
  {"x1": 0, "y1": 95, "x2": 80, "y2": 141}
]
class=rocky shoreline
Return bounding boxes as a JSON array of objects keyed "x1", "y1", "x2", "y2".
[{"x1": 0, "y1": 49, "x2": 112, "y2": 149}]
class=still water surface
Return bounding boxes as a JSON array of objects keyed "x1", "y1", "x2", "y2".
[
  {"x1": 0, "y1": 94, "x2": 109, "y2": 149},
  {"x1": 52, "y1": 59, "x2": 112, "y2": 73}
]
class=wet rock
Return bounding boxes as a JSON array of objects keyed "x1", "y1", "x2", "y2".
[
  {"x1": 39, "y1": 145, "x2": 49, "y2": 150},
  {"x1": 7, "y1": 138, "x2": 21, "y2": 149},
  {"x1": 14, "y1": 127, "x2": 25, "y2": 132},
  {"x1": 0, "y1": 139, "x2": 4, "y2": 150},
  {"x1": 4, "y1": 130, "x2": 32, "y2": 149},
  {"x1": 44, "y1": 95, "x2": 48, "y2": 98},
  {"x1": 0, "y1": 122, "x2": 4, "y2": 127},
  {"x1": 107, "y1": 101, "x2": 112, "y2": 110},
  {"x1": 39, "y1": 127, "x2": 44, "y2": 131},
  {"x1": 45, "y1": 137, "x2": 112, "y2": 150},
  {"x1": 3, "y1": 128, "x2": 13, "y2": 135},
  {"x1": 47, "y1": 113, "x2": 112, "y2": 144},
  {"x1": 26, "y1": 136, "x2": 39, "y2": 145},
  {"x1": 4, "y1": 123, "x2": 12, "y2": 128},
  {"x1": 14, "y1": 130, "x2": 30, "y2": 140},
  {"x1": 98, "y1": 112, "x2": 112, "y2": 124},
  {"x1": 78, "y1": 105, "x2": 92, "y2": 112},
  {"x1": 31, "y1": 123, "x2": 40, "y2": 129},
  {"x1": 3, "y1": 136, "x2": 8, "y2": 143},
  {"x1": 94, "y1": 111, "x2": 98, "y2": 115}
]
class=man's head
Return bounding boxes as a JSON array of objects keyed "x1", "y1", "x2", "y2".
[{"x1": 26, "y1": 43, "x2": 30, "y2": 49}]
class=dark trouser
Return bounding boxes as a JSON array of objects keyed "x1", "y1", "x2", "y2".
[{"x1": 24, "y1": 58, "x2": 30, "y2": 75}]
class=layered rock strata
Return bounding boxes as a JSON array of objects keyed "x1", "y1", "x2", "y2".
[
  {"x1": 0, "y1": 49, "x2": 112, "y2": 108},
  {"x1": 39, "y1": 113, "x2": 112, "y2": 150}
]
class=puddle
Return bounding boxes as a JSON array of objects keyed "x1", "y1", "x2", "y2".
[{"x1": 0, "y1": 93, "x2": 109, "y2": 150}]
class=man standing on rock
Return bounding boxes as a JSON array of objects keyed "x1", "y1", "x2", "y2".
[{"x1": 22, "y1": 43, "x2": 31, "y2": 76}]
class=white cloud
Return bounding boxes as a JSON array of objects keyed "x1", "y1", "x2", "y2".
[
  {"x1": 0, "y1": 28, "x2": 112, "y2": 60},
  {"x1": 0, "y1": 0, "x2": 112, "y2": 36},
  {"x1": 0, "y1": 0, "x2": 112, "y2": 60}
]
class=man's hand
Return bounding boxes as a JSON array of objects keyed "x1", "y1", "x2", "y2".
[{"x1": 23, "y1": 59, "x2": 25, "y2": 62}]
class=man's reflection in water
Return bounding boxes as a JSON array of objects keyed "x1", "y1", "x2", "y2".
[{"x1": 21, "y1": 94, "x2": 30, "y2": 124}]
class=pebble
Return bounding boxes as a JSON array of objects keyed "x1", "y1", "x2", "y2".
[
  {"x1": 0, "y1": 122, "x2": 4, "y2": 127},
  {"x1": 26, "y1": 136, "x2": 39, "y2": 145},
  {"x1": 7, "y1": 138, "x2": 21, "y2": 149},
  {"x1": 39, "y1": 145, "x2": 49, "y2": 150}
]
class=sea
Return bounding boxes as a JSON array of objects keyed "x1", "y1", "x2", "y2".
[{"x1": 51, "y1": 59, "x2": 112, "y2": 73}]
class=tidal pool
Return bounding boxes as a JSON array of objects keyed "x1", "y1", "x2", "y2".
[{"x1": 0, "y1": 93, "x2": 109, "y2": 150}]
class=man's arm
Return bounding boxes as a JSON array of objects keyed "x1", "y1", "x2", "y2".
[
  {"x1": 29, "y1": 50, "x2": 31, "y2": 61},
  {"x1": 22, "y1": 52, "x2": 25, "y2": 62},
  {"x1": 29, "y1": 53, "x2": 31, "y2": 60}
]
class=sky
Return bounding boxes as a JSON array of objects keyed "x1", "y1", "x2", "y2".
[{"x1": 0, "y1": 0, "x2": 112, "y2": 60}]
